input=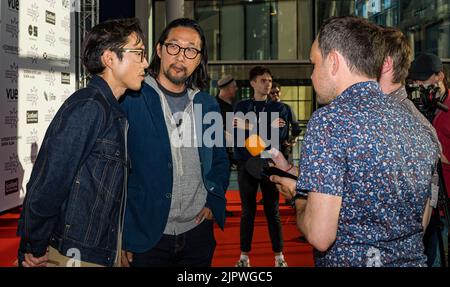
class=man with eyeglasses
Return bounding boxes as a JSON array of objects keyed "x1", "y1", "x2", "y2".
[
  {"x1": 17, "y1": 18, "x2": 148, "y2": 267},
  {"x1": 120, "y1": 18, "x2": 229, "y2": 267}
]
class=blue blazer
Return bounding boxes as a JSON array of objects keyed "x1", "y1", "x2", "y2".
[{"x1": 121, "y1": 81, "x2": 229, "y2": 253}]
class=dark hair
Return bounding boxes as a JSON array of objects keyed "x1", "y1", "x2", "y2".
[
  {"x1": 249, "y1": 66, "x2": 272, "y2": 82},
  {"x1": 148, "y1": 18, "x2": 209, "y2": 90},
  {"x1": 81, "y1": 18, "x2": 145, "y2": 75},
  {"x1": 318, "y1": 16, "x2": 385, "y2": 80},
  {"x1": 382, "y1": 27, "x2": 412, "y2": 85},
  {"x1": 271, "y1": 82, "x2": 281, "y2": 89}
]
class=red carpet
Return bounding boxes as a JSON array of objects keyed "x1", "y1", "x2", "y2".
[{"x1": 0, "y1": 191, "x2": 314, "y2": 267}]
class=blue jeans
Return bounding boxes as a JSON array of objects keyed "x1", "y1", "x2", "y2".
[{"x1": 130, "y1": 219, "x2": 216, "y2": 267}]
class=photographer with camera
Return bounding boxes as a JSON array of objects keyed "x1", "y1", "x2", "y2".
[
  {"x1": 409, "y1": 53, "x2": 450, "y2": 197},
  {"x1": 409, "y1": 53, "x2": 450, "y2": 267}
]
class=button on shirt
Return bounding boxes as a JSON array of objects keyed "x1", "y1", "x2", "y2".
[{"x1": 297, "y1": 81, "x2": 438, "y2": 267}]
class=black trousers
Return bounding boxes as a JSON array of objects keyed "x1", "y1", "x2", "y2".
[
  {"x1": 237, "y1": 161, "x2": 283, "y2": 253},
  {"x1": 131, "y1": 219, "x2": 216, "y2": 267}
]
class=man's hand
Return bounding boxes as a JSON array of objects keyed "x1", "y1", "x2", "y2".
[
  {"x1": 121, "y1": 251, "x2": 133, "y2": 267},
  {"x1": 233, "y1": 118, "x2": 253, "y2": 130},
  {"x1": 21, "y1": 251, "x2": 49, "y2": 267},
  {"x1": 271, "y1": 118, "x2": 286, "y2": 128},
  {"x1": 270, "y1": 175, "x2": 297, "y2": 200},
  {"x1": 196, "y1": 207, "x2": 213, "y2": 224},
  {"x1": 267, "y1": 148, "x2": 290, "y2": 170}
]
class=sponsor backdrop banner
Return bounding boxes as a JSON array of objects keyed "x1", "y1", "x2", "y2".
[{"x1": 0, "y1": 0, "x2": 76, "y2": 212}]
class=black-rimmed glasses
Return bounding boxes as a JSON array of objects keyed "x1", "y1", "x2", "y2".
[
  {"x1": 163, "y1": 43, "x2": 201, "y2": 59},
  {"x1": 121, "y1": 48, "x2": 147, "y2": 63}
]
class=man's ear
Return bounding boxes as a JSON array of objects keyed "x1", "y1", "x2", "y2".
[
  {"x1": 101, "y1": 49, "x2": 115, "y2": 70},
  {"x1": 328, "y1": 51, "x2": 339, "y2": 76},
  {"x1": 156, "y1": 43, "x2": 162, "y2": 58},
  {"x1": 381, "y1": 56, "x2": 393, "y2": 75}
]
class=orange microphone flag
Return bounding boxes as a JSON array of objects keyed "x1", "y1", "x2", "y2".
[{"x1": 245, "y1": 134, "x2": 266, "y2": 156}]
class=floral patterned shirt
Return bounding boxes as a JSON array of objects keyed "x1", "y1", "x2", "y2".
[{"x1": 297, "y1": 81, "x2": 438, "y2": 267}]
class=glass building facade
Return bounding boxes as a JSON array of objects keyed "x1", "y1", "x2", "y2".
[{"x1": 150, "y1": 0, "x2": 450, "y2": 161}]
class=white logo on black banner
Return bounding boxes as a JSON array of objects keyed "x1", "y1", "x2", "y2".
[
  {"x1": 26, "y1": 110, "x2": 39, "y2": 124},
  {"x1": 45, "y1": 10, "x2": 56, "y2": 25},
  {"x1": 4, "y1": 108, "x2": 18, "y2": 128},
  {"x1": 28, "y1": 25, "x2": 38, "y2": 38},
  {"x1": 4, "y1": 153, "x2": 19, "y2": 174},
  {"x1": 61, "y1": 72, "x2": 70, "y2": 84},
  {"x1": 27, "y1": 3, "x2": 39, "y2": 22},
  {"x1": 6, "y1": 88, "x2": 18, "y2": 102},
  {"x1": 5, "y1": 178, "x2": 19, "y2": 196},
  {"x1": 27, "y1": 87, "x2": 39, "y2": 106},
  {"x1": 8, "y1": 0, "x2": 19, "y2": 12},
  {"x1": 6, "y1": 18, "x2": 19, "y2": 38},
  {"x1": 5, "y1": 63, "x2": 18, "y2": 83}
]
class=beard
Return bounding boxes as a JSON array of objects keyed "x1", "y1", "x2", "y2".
[{"x1": 163, "y1": 64, "x2": 188, "y2": 85}]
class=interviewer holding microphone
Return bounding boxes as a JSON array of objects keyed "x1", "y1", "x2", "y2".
[{"x1": 270, "y1": 17, "x2": 438, "y2": 267}]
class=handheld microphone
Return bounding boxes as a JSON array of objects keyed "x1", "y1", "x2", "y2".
[{"x1": 245, "y1": 157, "x2": 298, "y2": 180}]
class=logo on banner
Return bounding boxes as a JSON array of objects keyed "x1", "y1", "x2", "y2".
[
  {"x1": 45, "y1": 29, "x2": 56, "y2": 47},
  {"x1": 23, "y1": 69, "x2": 42, "y2": 80},
  {"x1": 46, "y1": 0, "x2": 56, "y2": 8},
  {"x1": 1, "y1": 136, "x2": 19, "y2": 147},
  {"x1": 27, "y1": 3, "x2": 40, "y2": 22},
  {"x1": 26, "y1": 87, "x2": 39, "y2": 106},
  {"x1": 5, "y1": 63, "x2": 18, "y2": 84},
  {"x1": 6, "y1": 88, "x2": 18, "y2": 102},
  {"x1": 61, "y1": 72, "x2": 70, "y2": 85},
  {"x1": 26, "y1": 128, "x2": 39, "y2": 145},
  {"x1": 45, "y1": 10, "x2": 56, "y2": 25},
  {"x1": 2, "y1": 44, "x2": 19, "y2": 55},
  {"x1": 45, "y1": 68, "x2": 56, "y2": 86},
  {"x1": 8, "y1": 0, "x2": 19, "y2": 12},
  {"x1": 28, "y1": 25, "x2": 38, "y2": 38},
  {"x1": 26, "y1": 110, "x2": 39, "y2": 124},
  {"x1": 59, "y1": 36, "x2": 70, "y2": 47},
  {"x1": 27, "y1": 45, "x2": 39, "y2": 64},
  {"x1": 44, "y1": 91, "x2": 56, "y2": 101},
  {"x1": 61, "y1": 15, "x2": 70, "y2": 32},
  {"x1": 45, "y1": 107, "x2": 56, "y2": 122},
  {"x1": 4, "y1": 153, "x2": 19, "y2": 174},
  {"x1": 5, "y1": 178, "x2": 19, "y2": 196},
  {"x1": 6, "y1": 18, "x2": 19, "y2": 38},
  {"x1": 66, "y1": 0, "x2": 81, "y2": 12},
  {"x1": 4, "y1": 108, "x2": 18, "y2": 128}
]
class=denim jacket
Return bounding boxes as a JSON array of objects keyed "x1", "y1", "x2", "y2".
[{"x1": 17, "y1": 75, "x2": 128, "y2": 267}]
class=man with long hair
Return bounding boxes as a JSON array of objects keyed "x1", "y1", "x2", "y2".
[{"x1": 120, "y1": 18, "x2": 229, "y2": 267}]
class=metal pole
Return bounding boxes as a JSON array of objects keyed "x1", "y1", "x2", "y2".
[{"x1": 166, "y1": 0, "x2": 184, "y2": 23}]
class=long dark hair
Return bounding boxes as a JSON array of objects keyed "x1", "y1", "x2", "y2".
[{"x1": 148, "y1": 18, "x2": 209, "y2": 90}]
